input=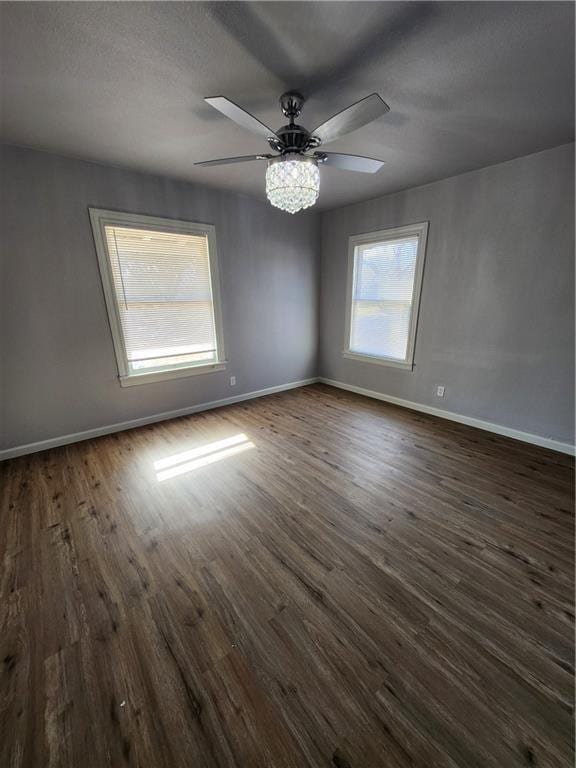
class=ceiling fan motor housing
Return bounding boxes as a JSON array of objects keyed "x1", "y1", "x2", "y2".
[{"x1": 269, "y1": 124, "x2": 320, "y2": 154}]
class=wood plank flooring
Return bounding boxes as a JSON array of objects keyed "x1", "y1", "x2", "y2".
[{"x1": 1, "y1": 383, "x2": 574, "y2": 767}]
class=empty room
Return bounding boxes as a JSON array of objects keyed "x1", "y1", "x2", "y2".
[{"x1": 0, "y1": 1, "x2": 574, "y2": 766}]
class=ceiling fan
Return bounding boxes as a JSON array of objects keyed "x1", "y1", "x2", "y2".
[{"x1": 195, "y1": 91, "x2": 389, "y2": 213}]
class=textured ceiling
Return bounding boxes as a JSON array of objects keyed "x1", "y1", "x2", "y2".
[{"x1": 1, "y1": 1, "x2": 574, "y2": 210}]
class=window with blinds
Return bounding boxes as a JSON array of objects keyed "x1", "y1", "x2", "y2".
[
  {"x1": 344, "y1": 223, "x2": 428, "y2": 369},
  {"x1": 90, "y1": 210, "x2": 225, "y2": 386}
]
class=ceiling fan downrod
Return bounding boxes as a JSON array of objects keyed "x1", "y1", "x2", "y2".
[{"x1": 269, "y1": 91, "x2": 321, "y2": 155}]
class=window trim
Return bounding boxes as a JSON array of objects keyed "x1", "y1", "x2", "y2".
[
  {"x1": 89, "y1": 208, "x2": 226, "y2": 387},
  {"x1": 343, "y1": 222, "x2": 429, "y2": 371}
]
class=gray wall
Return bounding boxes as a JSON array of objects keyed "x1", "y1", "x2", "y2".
[
  {"x1": 2, "y1": 142, "x2": 573, "y2": 452},
  {"x1": 0, "y1": 145, "x2": 320, "y2": 450},
  {"x1": 319, "y1": 143, "x2": 575, "y2": 444}
]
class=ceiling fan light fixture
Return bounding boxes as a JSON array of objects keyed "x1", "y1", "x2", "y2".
[
  {"x1": 198, "y1": 92, "x2": 388, "y2": 212},
  {"x1": 265, "y1": 155, "x2": 320, "y2": 214}
]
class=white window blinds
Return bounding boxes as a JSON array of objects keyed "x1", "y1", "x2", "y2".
[
  {"x1": 346, "y1": 223, "x2": 428, "y2": 368},
  {"x1": 90, "y1": 209, "x2": 224, "y2": 385}
]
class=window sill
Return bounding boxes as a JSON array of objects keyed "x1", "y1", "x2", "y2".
[
  {"x1": 342, "y1": 351, "x2": 414, "y2": 370},
  {"x1": 119, "y1": 362, "x2": 227, "y2": 387}
]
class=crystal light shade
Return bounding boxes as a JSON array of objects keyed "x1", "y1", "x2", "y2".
[{"x1": 266, "y1": 156, "x2": 320, "y2": 214}]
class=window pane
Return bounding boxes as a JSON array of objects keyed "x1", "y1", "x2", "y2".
[
  {"x1": 350, "y1": 236, "x2": 419, "y2": 360},
  {"x1": 104, "y1": 225, "x2": 218, "y2": 373}
]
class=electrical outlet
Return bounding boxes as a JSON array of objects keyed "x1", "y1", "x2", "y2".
[
  {"x1": 230, "y1": 376, "x2": 236, "y2": 386},
  {"x1": 436, "y1": 385, "x2": 445, "y2": 398}
]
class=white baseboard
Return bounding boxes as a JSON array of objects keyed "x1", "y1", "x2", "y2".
[
  {"x1": 3, "y1": 376, "x2": 573, "y2": 461},
  {"x1": 0, "y1": 377, "x2": 320, "y2": 461},
  {"x1": 319, "y1": 377, "x2": 575, "y2": 456}
]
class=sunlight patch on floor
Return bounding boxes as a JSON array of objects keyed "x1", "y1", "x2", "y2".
[{"x1": 154, "y1": 433, "x2": 255, "y2": 481}]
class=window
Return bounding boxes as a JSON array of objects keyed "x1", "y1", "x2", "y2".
[
  {"x1": 344, "y1": 222, "x2": 428, "y2": 369},
  {"x1": 90, "y1": 209, "x2": 225, "y2": 386}
]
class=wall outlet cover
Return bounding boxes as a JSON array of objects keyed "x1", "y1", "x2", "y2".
[
  {"x1": 436, "y1": 386, "x2": 445, "y2": 397},
  {"x1": 230, "y1": 376, "x2": 236, "y2": 386}
]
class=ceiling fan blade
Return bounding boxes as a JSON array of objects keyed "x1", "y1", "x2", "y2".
[
  {"x1": 205, "y1": 96, "x2": 278, "y2": 139},
  {"x1": 195, "y1": 154, "x2": 272, "y2": 167},
  {"x1": 316, "y1": 152, "x2": 385, "y2": 174},
  {"x1": 311, "y1": 94, "x2": 390, "y2": 145}
]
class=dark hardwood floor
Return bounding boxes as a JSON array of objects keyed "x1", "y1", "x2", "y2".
[{"x1": 1, "y1": 383, "x2": 574, "y2": 767}]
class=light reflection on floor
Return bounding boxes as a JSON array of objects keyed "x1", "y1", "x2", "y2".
[{"x1": 153, "y1": 433, "x2": 255, "y2": 482}]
